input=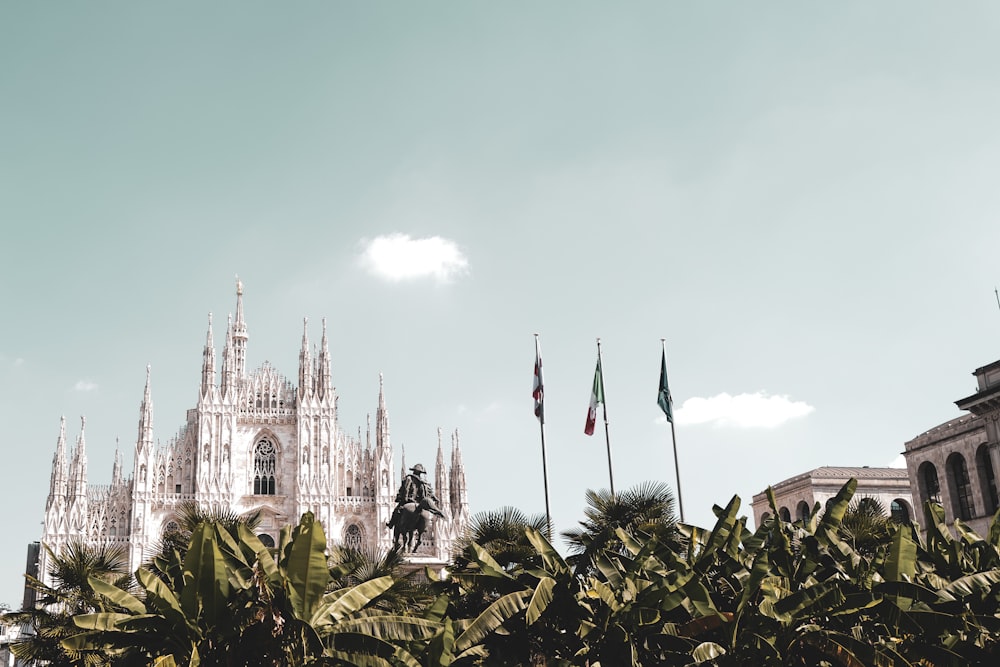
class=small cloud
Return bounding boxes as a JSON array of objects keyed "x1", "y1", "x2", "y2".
[
  {"x1": 74, "y1": 380, "x2": 98, "y2": 392},
  {"x1": 0, "y1": 354, "x2": 26, "y2": 368},
  {"x1": 359, "y1": 234, "x2": 468, "y2": 283},
  {"x1": 672, "y1": 391, "x2": 814, "y2": 428},
  {"x1": 887, "y1": 454, "x2": 907, "y2": 468}
]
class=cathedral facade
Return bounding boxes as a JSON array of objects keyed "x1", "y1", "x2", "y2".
[{"x1": 38, "y1": 280, "x2": 469, "y2": 581}]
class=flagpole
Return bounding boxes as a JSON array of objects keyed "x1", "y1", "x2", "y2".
[
  {"x1": 539, "y1": 420, "x2": 552, "y2": 539},
  {"x1": 670, "y1": 417, "x2": 685, "y2": 523},
  {"x1": 534, "y1": 334, "x2": 553, "y2": 538},
  {"x1": 662, "y1": 339, "x2": 685, "y2": 523},
  {"x1": 597, "y1": 337, "x2": 615, "y2": 497}
]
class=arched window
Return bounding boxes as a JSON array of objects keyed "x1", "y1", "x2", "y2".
[
  {"x1": 344, "y1": 524, "x2": 362, "y2": 548},
  {"x1": 919, "y1": 462, "x2": 941, "y2": 505},
  {"x1": 977, "y1": 444, "x2": 998, "y2": 514},
  {"x1": 165, "y1": 520, "x2": 179, "y2": 535},
  {"x1": 778, "y1": 507, "x2": 791, "y2": 522},
  {"x1": 253, "y1": 438, "x2": 277, "y2": 495},
  {"x1": 796, "y1": 501, "x2": 810, "y2": 522},
  {"x1": 890, "y1": 499, "x2": 910, "y2": 524},
  {"x1": 948, "y1": 453, "x2": 975, "y2": 520},
  {"x1": 258, "y1": 533, "x2": 275, "y2": 548}
]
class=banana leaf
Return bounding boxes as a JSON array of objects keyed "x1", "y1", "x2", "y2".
[
  {"x1": 526, "y1": 576, "x2": 555, "y2": 625},
  {"x1": 284, "y1": 511, "x2": 331, "y2": 621},
  {"x1": 454, "y1": 589, "x2": 532, "y2": 652},
  {"x1": 311, "y1": 576, "x2": 395, "y2": 627},
  {"x1": 87, "y1": 574, "x2": 147, "y2": 614}
]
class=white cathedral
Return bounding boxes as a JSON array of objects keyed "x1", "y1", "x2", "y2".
[{"x1": 38, "y1": 280, "x2": 469, "y2": 581}]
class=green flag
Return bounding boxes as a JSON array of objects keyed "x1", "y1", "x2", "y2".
[{"x1": 658, "y1": 347, "x2": 673, "y2": 423}]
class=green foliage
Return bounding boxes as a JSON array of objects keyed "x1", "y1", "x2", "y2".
[
  {"x1": 64, "y1": 512, "x2": 422, "y2": 665},
  {"x1": 562, "y1": 480, "x2": 682, "y2": 571},
  {"x1": 3, "y1": 540, "x2": 130, "y2": 666},
  {"x1": 32, "y1": 479, "x2": 1000, "y2": 666},
  {"x1": 455, "y1": 506, "x2": 550, "y2": 571}
]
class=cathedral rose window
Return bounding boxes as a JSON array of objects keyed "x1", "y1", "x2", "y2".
[{"x1": 253, "y1": 438, "x2": 277, "y2": 495}]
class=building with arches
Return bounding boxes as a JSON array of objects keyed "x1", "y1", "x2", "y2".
[
  {"x1": 751, "y1": 466, "x2": 914, "y2": 529},
  {"x1": 37, "y1": 280, "x2": 470, "y2": 586},
  {"x1": 903, "y1": 359, "x2": 1000, "y2": 536},
  {"x1": 751, "y1": 358, "x2": 1000, "y2": 535}
]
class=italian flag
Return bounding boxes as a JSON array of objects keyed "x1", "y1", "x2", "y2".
[{"x1": 584, "y1": 356, "x2": 604, "y2": 435}]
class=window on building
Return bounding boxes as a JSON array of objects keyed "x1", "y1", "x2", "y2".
[
  {"x1": 344, "y1": 524, "x2": 362, "y2": 548},
  {"x1": 258, "y1": 533, "x2": 275, "y2": 548},
  {"x1": 890, "y1": 499, "x2": 910, "y2": 524},
  {"x1": 253, "y1": 438, "x2": 277, "y2": 495},
  {"x1": 977, "y1": 444, "x2": 998, "y2": 514},
  {"x1": 948, "y1": 453, "x2": 975, "y2": 521},
  {"x1": 175, "y1": 484, "x2": 182, "y2": 494},
  {"x1": 346, "y1": 487, "x2": 352, "y2": 497},
  {"x1": 919, "y1": 462, "x2": 941, "y2": 505},
  {"x1": 779, "y1": 507, "x2": 791, "y2": 522},
  {"x1": 796, "y1": 501, "x2": 810, "y2": 522}
]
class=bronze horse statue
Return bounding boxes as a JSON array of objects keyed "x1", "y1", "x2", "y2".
[{"x1": 392, "y1": 497, "x2": 446, "y2": 552}]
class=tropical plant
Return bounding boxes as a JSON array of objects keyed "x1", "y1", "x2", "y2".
[
  {"x1": 328, "y1": 543, "x2": 432, "y2": 614},
  {"x1": 454, "y1": 506, "x2": 550, "y2": 571},
  {"x1": 40, "y1": 479, "x2": 1000, "y2": 666},
  {"x1": 561, "y1": 480, "x2": 682, "y2": 571},
  {"x1": 435, "y1": 525, "x2": 582, "y2": 666},
  {"x1": 146, "y1": 501, "x2": 262, "y2": 580},
  {"x1": 66, "y1": 512, "x2": 439, "y2": 666},
  {"x1": 836, "y1": 495, "x2": 895, "y2": 558},
  {"x1": 3, "y1": 540, "x2": 130, "y2": 666}
]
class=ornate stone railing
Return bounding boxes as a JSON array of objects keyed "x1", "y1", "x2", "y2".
[{"x1": 237, "y1": 406, "x2": 298, "y2": 424}]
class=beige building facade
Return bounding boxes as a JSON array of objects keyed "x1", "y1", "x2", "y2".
[
  {"x1": 754, "y1": 357, "x2": 1000, "y2": 536},
  {"x1": 903, "y1": 359, "x2": 1000, "y2": 536},
  {"x1": 751, "y1": 466, "x2": 914, "y2": 528}
]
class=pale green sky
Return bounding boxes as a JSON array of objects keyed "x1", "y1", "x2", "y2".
[{"x1": 3, "y1": 2, "x2": 1000, "y2": 607}]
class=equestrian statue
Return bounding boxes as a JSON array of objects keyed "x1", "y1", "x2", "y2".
[{"x1": 386, "y1": 463, "x2": 446, "y2": 552}]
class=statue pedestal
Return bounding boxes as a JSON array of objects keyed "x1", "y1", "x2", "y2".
[{"x1": 399, "y1": 555, "x2": 449, "y2": 583}]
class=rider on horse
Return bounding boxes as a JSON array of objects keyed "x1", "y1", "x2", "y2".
[{"x1": 386, "y1": 463, "x2": 445, "y2": 529}]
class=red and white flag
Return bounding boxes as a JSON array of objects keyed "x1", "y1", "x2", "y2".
[
  {"x1": 584, "y1": 356, "x2": 604, "y2": 435},
  {"x1": 533, "y1": 337, "x2": 544, "y2": 423}
]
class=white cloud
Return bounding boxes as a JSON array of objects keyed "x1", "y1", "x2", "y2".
[
  {"x1": 887, "y1": 454, "x2": 907, "y2": 468},
  {"x1": 671, "y1": 391, "x2": 814, "y2": 428},
  {"x1": 0, "y1": 354, "x2": 25, "y2": 368},
  {"x1": 74, "y1": 380, "x2": 98, "y2": 392},
  {"x1": 359, "y1": 234, "x2": 468, "y2": 283}
]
